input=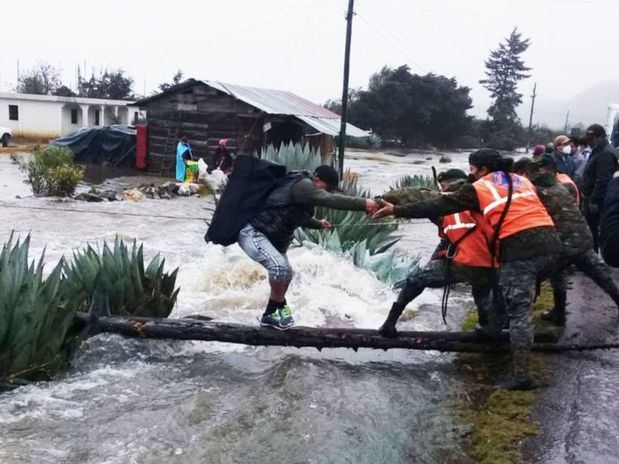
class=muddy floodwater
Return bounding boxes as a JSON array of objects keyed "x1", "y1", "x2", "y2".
[{"x1": 1, "y1": 150, "x2": 617, "y2": 463}]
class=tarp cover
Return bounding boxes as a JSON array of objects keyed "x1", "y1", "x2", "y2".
[{"x1": 51, "y1": 125, "x2": 136, "y2": 165}]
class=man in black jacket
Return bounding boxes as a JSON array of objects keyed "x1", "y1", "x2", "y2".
[
  {"x1": 238, "y1": 165, "x2": 377, "y2": 330},
  {"x1": 601, "y1": 172, "x2": 619, "y2": 267},
  {"x1": 581, "y1": 124, "x2": 618, "y2": 252}
]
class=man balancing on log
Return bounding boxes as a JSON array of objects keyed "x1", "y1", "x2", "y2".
[
  {"x1": 378, "y1": 168, "x2": 505, "y2": 339},
  {"x1": 239, "y1": 165, "x2": 378, "y2": 330},
  {"x1": 374, "y1": 149, "x2": 561, "y2": 390},
  {"x1": 206, "y1": 156, "x2": 378, "y2": 331}
]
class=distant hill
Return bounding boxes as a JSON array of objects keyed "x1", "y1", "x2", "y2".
[{"x1": 521, "y1": 79, "x2": 619, "y2": 130}]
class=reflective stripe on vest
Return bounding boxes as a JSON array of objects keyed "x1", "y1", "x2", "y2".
[
  {"x1": 441, "y1": 211, "x2": 493, "y2": 268},
  {"x1": 556, "y1": 173, "x2": 580, "y2": 203},
  {"x1": 478, "y1": 179, "x2": 537, "y2": 215},
  {"x1": 473, "y1": 172, "x2": 554, "y2": 240}
]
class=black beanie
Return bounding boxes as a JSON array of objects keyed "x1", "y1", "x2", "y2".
[
  {"x1": 437, "y1": 168, "x2": 467, "y2": 183},
  {"x1": 468, "y1": 149, "x2": 502, "y2": 167},
  {"x1": 313, "y1": 165, "x2": 339, "y2": 191}
]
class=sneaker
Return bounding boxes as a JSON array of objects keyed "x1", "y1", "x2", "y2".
[
  {"x1": 279, "y1": 304, "x2": 295, "y2": 328},
  {"x1": 259, "y1": 311, "x2": 287, "y2": 330}
]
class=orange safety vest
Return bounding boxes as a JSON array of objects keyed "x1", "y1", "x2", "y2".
[
  {"x1": 473, "y1": 172, "x2": 554, "y2": 240},
  {"x1": 440, "y1": 211, "x2": 492, "y2": 268},
  {"x1": 556, "y1": 172, "x2": 580, "y2": 203}
]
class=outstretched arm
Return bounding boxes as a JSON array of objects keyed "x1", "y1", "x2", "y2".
[{"x1": 375, "y1": 183, "x2": 480, "y2": 219}]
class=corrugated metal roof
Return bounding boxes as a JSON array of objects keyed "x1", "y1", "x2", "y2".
[
  {"x1": 204, "y1": 80, "x2": 368, "y2": 137},
  {"x1": 203, "y1": 80, "x2": 339, "y2": 118},
  {"x1": 296, "y1": 115, "x2": 369, "y2": 138}
]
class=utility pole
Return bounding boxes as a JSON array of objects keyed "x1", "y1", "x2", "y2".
[
  {"x1": 564, "y1": 110, "x2": 570, "y2": 133},
  {"x1": 338, "y1": 0, "x2": 355, "y2": 177},
  {"x1": 526, "y1": 82, "x2": 537, "y2": 152}
]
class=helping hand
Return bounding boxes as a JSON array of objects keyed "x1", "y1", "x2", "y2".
[
  {"x1": 319, "y1": 219, "x2": 332, "y2": 230},
  {"x1": 373, "y1": 201, "x2": 395, "y2": 219},
  {"x1": 365, "y1": 199, "x2": 379, "y2": 215}
]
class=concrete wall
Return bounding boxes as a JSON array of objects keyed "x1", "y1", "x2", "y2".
[
  {"x1": 0, "y1": 93, "x2": 146, "y2": 140},
  {"x1": 0, "y1": 98, "x2": 61, "y2": 139}
]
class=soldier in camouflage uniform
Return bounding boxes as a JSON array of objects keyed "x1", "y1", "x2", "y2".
[
  {"x1": 375, "y1": 150, "x2": 561, "y2": 390},
  {"x1": 378, "y1": 169, "x2": 504, "y2": 339},
  {"x1": 527, "y1": 155, "x2": 619, "y2": 324}
]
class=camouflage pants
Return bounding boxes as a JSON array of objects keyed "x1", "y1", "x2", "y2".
[
  {"x1": 550, "y1": 249, "x2": 619, "y2": 307},
  {"x1": 396, "y1": 259, "x2": 503, "y2": 330},
  {"x1": 499, "y1": 254, "x2": 559, "y2": 351}
]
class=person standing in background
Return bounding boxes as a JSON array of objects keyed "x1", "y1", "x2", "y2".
[
  {"x1": 552, "y1": 135, "x2": 576, "y2": 180},
  {"x1": 210, "y1": 139, "x2": 234, "y2": 175},
  {"x1": 581, "y1": 124, "x2": 619, "y2": 252},
  {"x1": 176, "y1": 136, "x2": 192, "y2": 182}
]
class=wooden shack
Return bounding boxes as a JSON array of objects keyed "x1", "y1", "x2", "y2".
[{"x1": 132, "y1": 79, "x2": 368, "y2": 176}]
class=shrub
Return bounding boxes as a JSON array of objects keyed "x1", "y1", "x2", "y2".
[
  {"x1": 391, "y1": 175, "x2": 436, "y2": 191},
  {"x1": 63, "y1": 238, "x2": 180, "y2": 318},
  {"x1": 0, "y1": 234, "x2": 78, "y2": 382},
  {"x1": 23, "y1": 145, "x2": 84, "y2": 196}
]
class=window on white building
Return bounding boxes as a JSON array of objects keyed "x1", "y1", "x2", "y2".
[
  {"x1": 71, "y1": 108, "x2": 78, "y2": 124},
  {"x1": 94, "y1": 110, "x2": 100, "y2": 126},
  {"x1": 8, "y1": 105, "x2": 18, "y2": 121}
]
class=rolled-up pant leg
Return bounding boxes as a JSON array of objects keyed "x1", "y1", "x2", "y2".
[{"x1": 238, "y1": 224, "x2": 293, "y2": 284}]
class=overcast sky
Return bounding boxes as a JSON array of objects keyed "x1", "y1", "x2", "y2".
[{"x1": 2, "y1": 0, "x2": 619, "y2": 128}]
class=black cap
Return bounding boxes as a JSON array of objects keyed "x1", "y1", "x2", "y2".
[
  {"x1": 314, "y1": 165, "x2": 339, "y2": 191},
  {"x1": 531, "y1": 154, "x2": 557, "y2": 173},
  {"x1": 513, "y1": 157, "x2": 532, "y2": 175},
  {"x1": 468, "y1": 149, "x2": 502, "y2": 167},
  {"x1": 437, "y1": 168, "x2": 467, "y2": 183},
  {"x1": 586, "y1": 123, "x2": 606, "y2": 138}
]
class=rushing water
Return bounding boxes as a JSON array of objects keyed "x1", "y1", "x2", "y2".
[{"x1": 0, "y1": 151, "x2": 476, "y2": 463}]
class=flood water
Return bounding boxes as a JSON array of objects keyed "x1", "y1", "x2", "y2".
[{"x1": 0, "y1": 151, "x2": 477, "y2": 463}]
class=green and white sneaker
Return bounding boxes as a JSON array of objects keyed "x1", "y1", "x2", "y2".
[
  {"x1": 279, "y1": 304, "x2": 295, "y2": 328},
  {"x1": 259, "y1": 310, "x2": 287, "y2": 330}
]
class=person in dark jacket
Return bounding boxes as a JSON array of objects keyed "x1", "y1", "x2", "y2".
[
  {"x1": 601, "y1": 172, "x2": 619, "y2": 267},
  {"x1": 209, "y1": 139, "x2": 234, "y2": 175},
  {"x1": 526, "y1": 156, "x2": 619, "y2": 324},
  {"x1": 374, "y1": 150, "x2": 561, "y2": 390},
  {"x1": 238, "y1": 165, "x2": 378, "y2": 330},
  {"x1": 581, "y1": 124, "x2": 618, "y2": 252},
  {"x1": 552, "y1": 135, "x2": 577, "y2": 180}
]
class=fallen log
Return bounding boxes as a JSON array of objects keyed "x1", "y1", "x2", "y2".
[{"x1": 73, "y1": 312, "x2": 561, "y2": 353}]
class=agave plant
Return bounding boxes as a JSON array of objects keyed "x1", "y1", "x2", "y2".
[
  {"x1": 263, "y1": 142, "x2": 323, "y2": 172},
  {"x1": 63, "y1": 238, "x2": 179, "y2": 318},
  {"x1": 391, "y1": 174, "x2": 436, "y2": 190},
  {"x1": 0, "y1": 234, "x2": 77, "y2": 381}
]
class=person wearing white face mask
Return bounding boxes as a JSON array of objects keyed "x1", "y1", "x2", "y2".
[{"x1": 552, "y1": 135, "x2": 577, "y2": 180}]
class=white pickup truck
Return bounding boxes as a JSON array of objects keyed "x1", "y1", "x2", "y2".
[{"x1": 0, "y1": 126, "x2": 11, "y2": 147}]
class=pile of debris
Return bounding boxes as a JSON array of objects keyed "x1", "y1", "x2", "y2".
[{"x1": 75, "y1": 182, "x2": 208, "y2": 202}]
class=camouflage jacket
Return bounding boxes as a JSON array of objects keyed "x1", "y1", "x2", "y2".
[{"x1": 529, "y1": 173, "x2": 593, "y2": 256}]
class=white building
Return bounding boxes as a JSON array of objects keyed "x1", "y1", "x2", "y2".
[{"x1": 0, "y1": 92, "x2": 145, "y2": 139}]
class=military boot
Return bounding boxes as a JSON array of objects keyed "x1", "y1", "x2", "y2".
[
  {"x1": 541, "y1": 288, "x2": 567, "y2": 325},
  {"x1": 494, "y1": 350, "x2": 538, "y2": 391},
  {"x1": 378, "y1": 303, "x2": 405, "y2": 338}
]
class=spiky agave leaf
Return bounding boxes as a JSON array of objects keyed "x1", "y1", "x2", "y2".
[
  {"x1": 64, "y1": 238, "x2": 179, "y2": 318},
  {"x1": 0, "y1": 233, "x2": 78, "y2": 381}
]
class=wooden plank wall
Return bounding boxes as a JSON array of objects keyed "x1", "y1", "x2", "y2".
[{"x1": 144, "y1": 84, "x2": 264, "y2": 176}]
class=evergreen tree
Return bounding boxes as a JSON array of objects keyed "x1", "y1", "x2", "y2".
[
  {"x1": 480, "y1": 28, "x2": 531, "y2": 127},
  {"x1": 158, "y1": 69, "x2": 184, "y2": 92}
]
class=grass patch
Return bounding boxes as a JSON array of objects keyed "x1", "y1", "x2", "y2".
[{"x1": 456, "y1": 282, "x2": 554, "y2": 463}]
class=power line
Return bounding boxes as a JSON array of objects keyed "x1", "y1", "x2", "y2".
[
  {"x1": 119, "y1": 0, "x2": 332, "y2": 69},
  {"x1": 360, "y1": 4, "x2": 434, "y2": 72},
  {"x1": 356, "y1": 11, "x2": 429, "y2": 73}
]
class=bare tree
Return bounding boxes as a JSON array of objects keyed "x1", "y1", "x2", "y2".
[{"x1": 16, "y1": 62, "x2": 63, "y2": 95}]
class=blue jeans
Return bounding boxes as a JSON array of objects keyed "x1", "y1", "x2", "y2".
[{"x1": 238, "y1": 224, "x2": 294, "y2": 283}]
